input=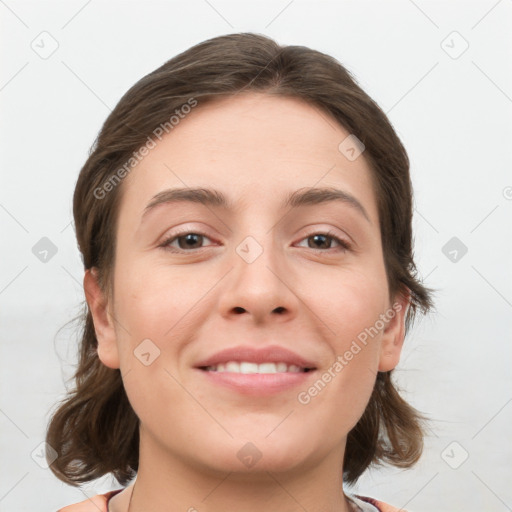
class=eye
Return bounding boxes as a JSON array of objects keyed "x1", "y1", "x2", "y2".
[
  {"x1": 159, "y1": 230, "x2": 351, "y2": 254},
  {"x1": 159, "y1": 231, "x2": 215, "y2": 252},
  {"x1": 296, "y1": 231, "x2": 351, "y2": 252}
]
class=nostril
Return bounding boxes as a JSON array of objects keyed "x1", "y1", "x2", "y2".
[{"x1": 273, "y1": 306, "x2": 285, "y2": 314}]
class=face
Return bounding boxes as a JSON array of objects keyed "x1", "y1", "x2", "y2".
[{"x1": 86, "y1": 92, "x2": 408, "y2": 477}]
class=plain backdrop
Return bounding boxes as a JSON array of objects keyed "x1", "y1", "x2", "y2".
[{"x1": 1, "y1": 1, "x2": 511, "y2": 511}]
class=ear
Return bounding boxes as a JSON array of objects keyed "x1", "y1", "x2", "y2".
[
  {"x1": 378, "y1": 288, "x2": 411, "y2": 372},
  {"x1": 83, "y1": 268, "x2": 120, "y2": 369}
]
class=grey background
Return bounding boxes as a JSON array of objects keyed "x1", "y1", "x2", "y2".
[{"x1": 1, "y1": 1, "x2": 511, "y2": 511}]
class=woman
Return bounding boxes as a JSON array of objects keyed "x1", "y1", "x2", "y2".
[{"x1": 47, "y1": 32, "x2": 435, "y2": 512}]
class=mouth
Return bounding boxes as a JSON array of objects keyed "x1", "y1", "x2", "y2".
[
  {"x1": 199, "y1": 362, "x2": 316, "y2": 373},
  {"x1": 194, "y1": 344, "x2": 318, "y2": 395},
  {"x1": 193, "y1": 344, "x2": 318, "y2": 395},
  {"x1": 196, "y1": 363, "x2": 317, "y2": 396}
]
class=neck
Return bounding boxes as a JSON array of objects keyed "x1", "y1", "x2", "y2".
[{"x1": 114, "y1": 431, "x2": 353, "y2": 512}]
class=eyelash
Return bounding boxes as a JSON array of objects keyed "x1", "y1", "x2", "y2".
[{"x1": 159, "y1": 229, "x2": 352, "y2": 254}]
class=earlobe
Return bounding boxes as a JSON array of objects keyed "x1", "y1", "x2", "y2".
[
  {"x1": 83, "y1": 268, "x2": 120, "y2": 369},
  {"x1": 377, "y1": 289, "x2": 411, "y2": 372}
]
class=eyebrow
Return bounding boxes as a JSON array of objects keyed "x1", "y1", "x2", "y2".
[{"x1": 141, "y1": 186, "x2": 371, "y2": 224}]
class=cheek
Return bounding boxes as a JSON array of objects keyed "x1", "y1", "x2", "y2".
[
  {"x1": 298, "y1": 333, "x2": 380, "y2": 441},
  {"x1": 306, "y1": 267, "x2": 388, "y2": 349},
  {"x1": 111, "y1": 263, "x2": 203, "y2": 424},
  {"x1": 121, "y1": 359, "x2": 183, "y2": 420},
  {"x1": 301, "y1": 272, "x2": 386, "y2": 413},
  {"x1": 112, "y1": 260, "x2": 208, "y2": 341}
]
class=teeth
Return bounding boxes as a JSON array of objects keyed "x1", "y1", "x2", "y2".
[
  {"x1": 240, "y1": 362, "x2": 259, "y2": 373},
  {"x1": 205, "y1": 361, "x2": 307, "y2": 374},
  {"x1": 276, "y1": 362, "x2": 288, "y2": 372}
]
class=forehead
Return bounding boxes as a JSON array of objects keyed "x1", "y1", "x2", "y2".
[{"x1": 119, "y1": 92, "x2": 379, "y2": 224}]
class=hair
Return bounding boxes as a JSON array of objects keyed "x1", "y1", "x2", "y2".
[{"x1": 46, "y1": 32, "x2": 435, "y2": 487}]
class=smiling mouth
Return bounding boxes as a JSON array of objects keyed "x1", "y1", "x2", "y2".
[{"x1": 199, "y1": 361, "x2": 316, "y2": 374}]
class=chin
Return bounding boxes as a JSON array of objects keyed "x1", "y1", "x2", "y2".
[{"x1": 193, "y1": 433, "x2": 319, "y2": 476}]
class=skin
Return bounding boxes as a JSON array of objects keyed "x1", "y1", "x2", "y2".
[{"x1": 85, "y1": 92, "x2": 410, "y2": 512}]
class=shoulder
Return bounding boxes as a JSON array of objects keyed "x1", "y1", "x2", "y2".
[
  {"x1": 57, "y1": 489, "x2": 123, "y2": 512},
  {"x1": 351, "y1": 494, "x2": 407, "y2": 512},
  {"x1": 57, "y1": 490, "x2": 403, "y2": 512}
]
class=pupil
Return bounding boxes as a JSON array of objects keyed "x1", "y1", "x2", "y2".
[
  {"x1": 311, "y1": 234, "x2": 329, "y2": 249},
  {"x1": 179, "y1": 233, "x2": 202, "y2": 249}
]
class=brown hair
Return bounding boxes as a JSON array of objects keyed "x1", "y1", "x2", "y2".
[{"x1": 46, "y1": 32, "x2": 435, "y2": 487}]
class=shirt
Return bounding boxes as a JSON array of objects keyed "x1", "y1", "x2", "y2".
[{"x1": 56, "y1": 489, "x2": 405, "y2": 512}]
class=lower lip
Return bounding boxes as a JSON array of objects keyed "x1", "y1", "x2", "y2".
[{"x1": 196, "y1": 369, "x2": 316, "y2": 395}]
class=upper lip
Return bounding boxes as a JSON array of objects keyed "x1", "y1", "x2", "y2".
[{"x1": 194, "y1": 345, "x2": 317, "y2": 369}]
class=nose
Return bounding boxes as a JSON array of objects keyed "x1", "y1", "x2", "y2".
[{"x1": 217, "y1": 235, "x2": 299, "y2": 325}]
